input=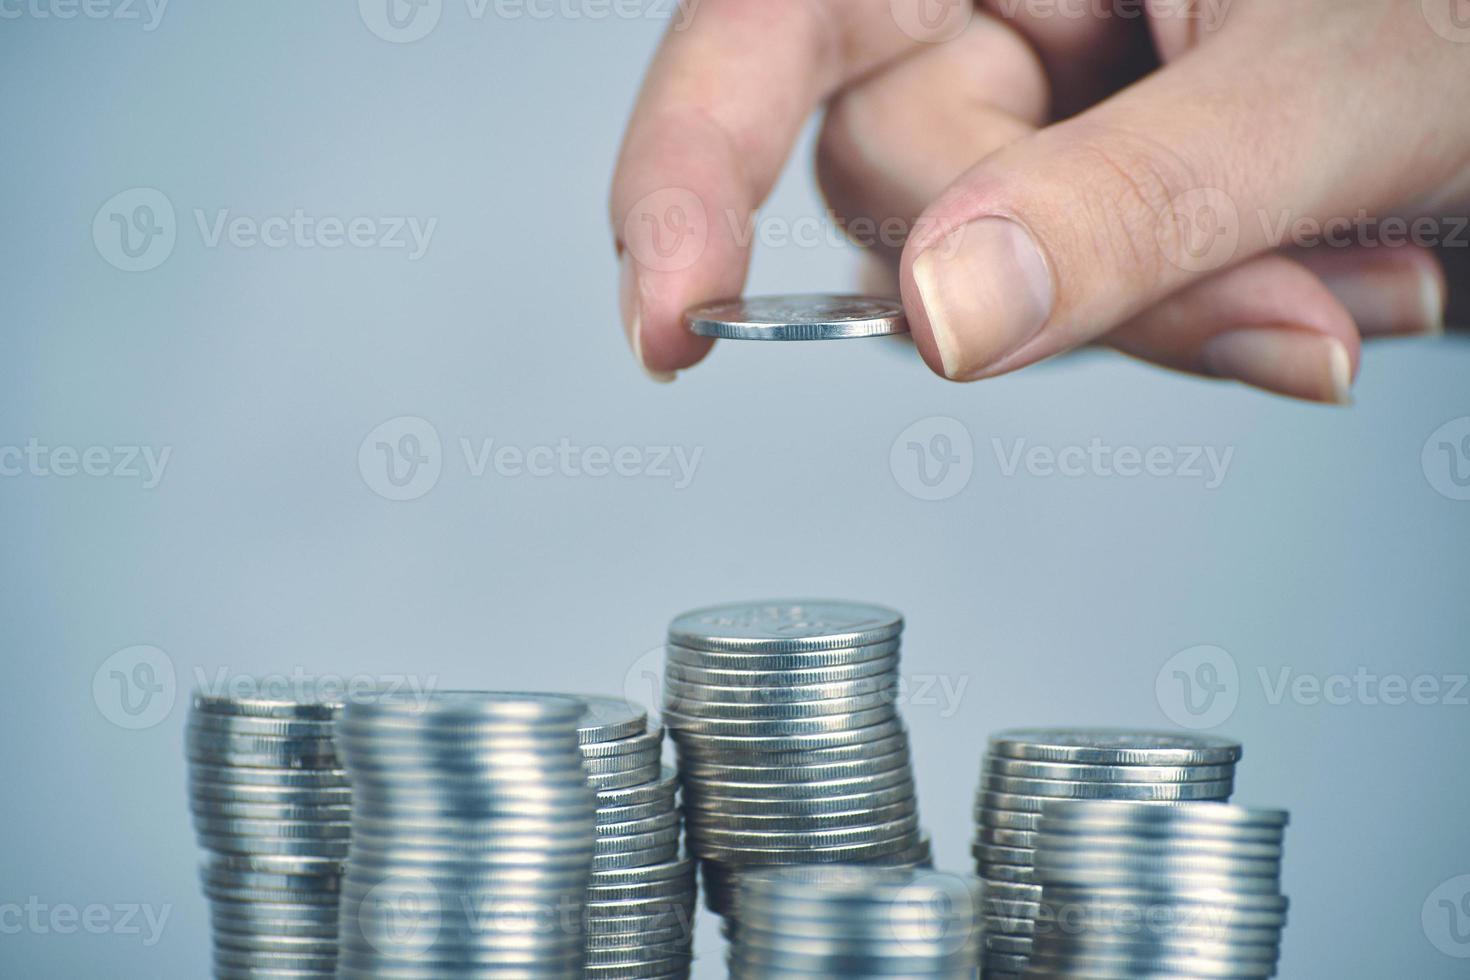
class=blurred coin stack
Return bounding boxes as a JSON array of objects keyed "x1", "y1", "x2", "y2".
[
  {"x1": 727, "y1": 866, "x2": 983, "y2": 978},
  {"x1": 974, "y1": 729, "x2": 1243, "y2": 978},
  {"x1": 662, "y1": 600, "x2": 931, "y2": 933},
  {"x1": 186, "y1": 691, "x2": 349, "y2": 979},
  {"x1": 576, "y1": 696, "x2": 697, "y2": 979},
  {"x1": 335, "y1": 692, "x2": 596, "y2": 979},
  {"x1": 1023, "y1": 800, "x2": 1291, "y2": 978}
]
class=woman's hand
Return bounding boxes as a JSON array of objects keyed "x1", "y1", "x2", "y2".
[{"x1": 610, "y1": 0, "x2": 1469, "y2": 402}]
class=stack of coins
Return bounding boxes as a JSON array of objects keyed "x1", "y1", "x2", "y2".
[
  {"x1": 974, "y1": 729, "x2": 1243, "y2": 978},
  {"x1": 335, "y1": 692, "x2": 596, "y2": 979},
  {"x1": 1024, "y1": 801, "x2": 1291, "y2": 978},
  {"x1": 186, "y1": 691, "x2": 349, "y2": 979},
  {"x1": 727, "y1": 866, "x2": 983, "y2": 978},
  {"x1": 576, "y1": 696, "x2": 697, "y2": 979},
  {"x1": 662, "y1": 600, "x2": 930, "y2": 930}
]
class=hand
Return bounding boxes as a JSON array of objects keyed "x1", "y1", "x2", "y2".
[{"x1": 609, "y1": 0, "x2": 1469, "y2": 402}]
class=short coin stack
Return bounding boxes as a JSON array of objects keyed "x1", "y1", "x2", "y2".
[
  {"x1": 974, "y1": 729, "x2": 1243, "y2": 977},
  {"x1": 576, "y1": 696, "x2": 697, "y2": 979},
  {"x1": 186, "y1": 691, "x2": 349, "y2": 979},
  {"x1": 662, "y1": 600, "x2": 930, "y2": 930},
  {"x1": 335, "y1": 692, "x2": 596, "y2": 979},
  {"x1": 1024, "y1": 800, "x2": 1291, "y2": 978},
  {"x1": 727, "y1": 866, "x2": 983, "y2": 978}
]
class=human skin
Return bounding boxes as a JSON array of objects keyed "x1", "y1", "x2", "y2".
[{"x1": 609, "y1": 0, "x2": 1469, "y2": 402}]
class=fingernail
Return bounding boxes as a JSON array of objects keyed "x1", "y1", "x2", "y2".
[
  {"x1": 1202, "y1": 328, "x2": 1354, "y2": 405},
  {"x1": 911, "y1": 217, "x2": 1053, "y2": 379},
  {"x1": 1318, "y1": 264, "x2": 1446, "y2": 338},
  {"x1": 619, "y1": 252, "x2": 675, "y2": 383}
]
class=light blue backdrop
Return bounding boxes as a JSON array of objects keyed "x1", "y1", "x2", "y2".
[{"x1": 2, "y1": 3, "x2": 1468, "y2": 977}]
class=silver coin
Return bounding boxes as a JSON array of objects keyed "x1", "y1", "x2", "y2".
[
  {"x1": 980, "y1": 776, "x2": 1235, "y2": 802},
  {"x1": 193, "y1": 691, "x2": 344, "y2": 720},
  {"x1": 668, "y1": 600, "x2": 903, "y2": 653},
  {"x1": 665, "y1": 654, "x2": 899, "y2": 687},
  {"x1": 663, "y1": 705, "x2": 898, "y2": 738},
  {"x1": 988, "y1": 729, "x2": 1243, "y2": 766},
  {"x1": 985, "y1": 757, "x2": 1236, "y2": 784},
  {"x1": 670, "y1": 717, "x2": 906, "y2": 757},
  {"x1": 569, "y1": 695, "x2": 650, "y2": 745},
  {"x1": 684, "y1": 295, "x2": 907, "y2": 341},
  {"x1": 190, "y1": 712, "x2": 340, "y2": 739},
  {"x1": 581, "y1": 728, "x2": 662, "y2": 759}
]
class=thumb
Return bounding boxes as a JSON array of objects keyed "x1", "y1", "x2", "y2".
[{"x1": 899, "y1": 21, "x2": 1416, "y2": 383}]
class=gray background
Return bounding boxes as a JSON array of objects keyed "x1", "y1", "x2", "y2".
[{"x1": 3, "y1": 3, "x2": 1469, "y2": 977}]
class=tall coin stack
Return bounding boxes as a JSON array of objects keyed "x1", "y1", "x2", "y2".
[
  {"x1": 974, "y1": 729, "x2": 1243, "y2": 978},
  {"x1": 1024, "y1": 801, "x2": 1291, "y2": 978},
  {"x1": 662, "y1": 600, "x2": 930, "y2": 931},
  {"x1": 576, "y1": 696, "x2": 698, "y2": 979},
  {"x1": 727, "y1": 866, "x2": 983, "y2": 978},
  {"x1": 335, "y1": 692, "x2": 596, "y2": 979},
  {"x1": 186, "y1": 691, "x2": 349, "y2": 979}
]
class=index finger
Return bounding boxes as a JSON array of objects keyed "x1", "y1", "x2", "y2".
[{"x1": 610, "y1": 0, "x2": 959, "y2": 377}]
